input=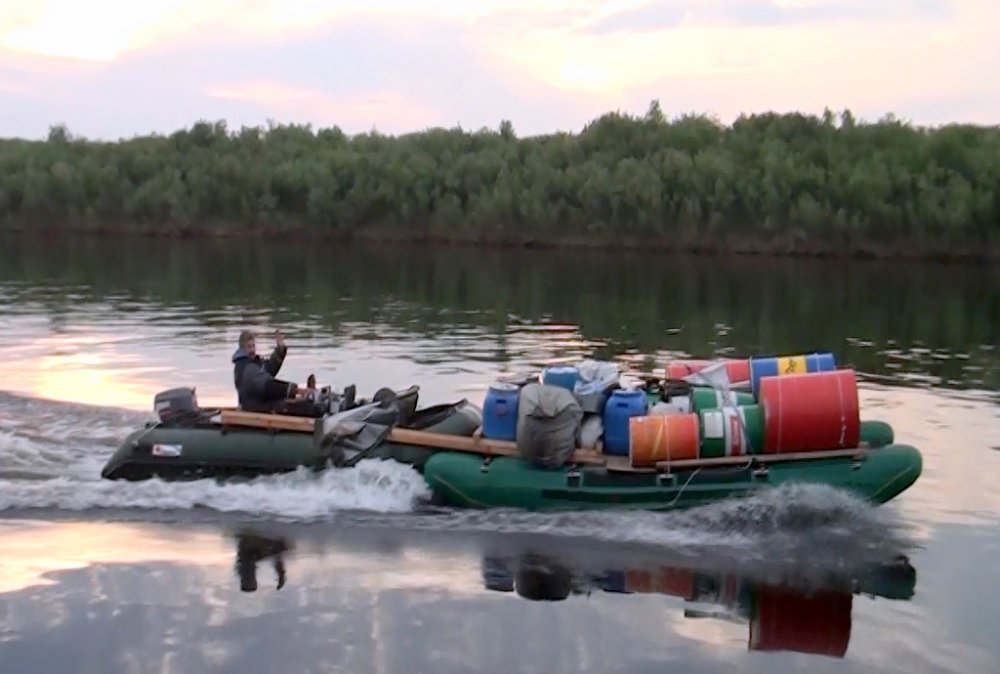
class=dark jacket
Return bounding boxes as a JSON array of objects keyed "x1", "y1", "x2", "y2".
[{"x1": 232, "y1": 345, "x2": 297, "y2": 411}]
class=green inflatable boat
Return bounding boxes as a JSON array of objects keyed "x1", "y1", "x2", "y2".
[
  {"x1": 421, "y1": 441, "x2": 921, "y2": 511},
  {"x1": 101, "y1": 384, "x2": 481, "y2": 481},
  {"x1": 101, "y1": 383, "x2": 921, "y2": 512}
]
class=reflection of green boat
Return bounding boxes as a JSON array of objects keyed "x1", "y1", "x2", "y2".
[
  {"x1": 102, "y1": 383, "x2": 920, "y2": 512},
  {"x1": 483, "y1": 549, "x2": 916, "y2": 658}
]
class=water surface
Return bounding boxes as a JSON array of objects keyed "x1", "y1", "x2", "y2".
[{"x1": 1, "y1": 233, "x2": 999, "y2": 673}]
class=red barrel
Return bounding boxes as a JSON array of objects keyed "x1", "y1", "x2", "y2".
[
  {"x1": 726, "y1": 359, "x2": 751, "y2": 384},
  {"x1": 758, "y1": 369, "x2": 860, "y2": 453},
  {"x1": 666, "y1": 359, "x2": 751, "y2": 384},
  {"x1": 666, "y1": 360, "x2": 714, "y2": 379},
  {"x1": 750, "y1": 586, "x2": 852, "y2": 657},
  {"x1": 629, "y1": 414, "x2": 700, "y2": 467}
]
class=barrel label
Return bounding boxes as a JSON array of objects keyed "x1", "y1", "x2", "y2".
[
  {"x1": 729, "y1": 413, "x2": 743, "y2": 456},
  {"x1": 703, "y1": 411, "x2": 724, "y2": 439},
  {"x1": 777, "y1": 355, "x2": 807, "y2": 375}
]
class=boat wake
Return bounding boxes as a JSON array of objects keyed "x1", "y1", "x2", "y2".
[
  {"x1": 392, "y1": 482, "x2": 919, "y2": 576},
  {"x1": 0, "y1": 391, "x2": 431, "y2": 517},
  {"x1": 0, "y1": 463, "x2": 432, "y2": 517},
  {"x1": 0, "y1": 391, "x2": 917, "y2": 571}
]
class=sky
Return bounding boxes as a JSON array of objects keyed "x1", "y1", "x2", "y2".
[{"x1": 0, "y1": 0, "x2": 996, "y2": 140}]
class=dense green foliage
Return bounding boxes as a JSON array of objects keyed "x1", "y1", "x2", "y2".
[{"x1": 1, "y1": 101, "x2": 998, "y2": 256}]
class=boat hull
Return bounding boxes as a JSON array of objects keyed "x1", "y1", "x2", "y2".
[
  {"x1": 421, "y1": 444, "x2": 923, "y2": 511},
  {"x1": 101, "y1": 399, "x2": 481, "y2": 481},
  {"x1": 101, "y1": 406, "x2": 919, "y2": 513}
]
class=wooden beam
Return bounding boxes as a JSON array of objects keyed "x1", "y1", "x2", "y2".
[
  {"x1": 220, "y1": 410, "x2": 314, "y2": 433},
  {"x1": 386, "y1": 427, "x2": 608, "y2": 465},
  {"x1": 603, "y1": 446, "x2": 871, "y2": 473},
  {"x1": 218, "y1": 410, "x2": 608, "y2": 463},
  {"x1": 218, "y1": 410, "x2": 872, "y2": 472},
  {"x1": 652, "y1": 447, "x2": 868, "y2": 471}
]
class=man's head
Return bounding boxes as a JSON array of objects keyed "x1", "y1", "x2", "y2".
[{"x1": 239, "y1": 330, "x2": 257, "y2": 357}]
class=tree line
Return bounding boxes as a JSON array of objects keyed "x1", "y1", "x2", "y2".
[{"x1": 1, "y1": 101, "x2": 997, "y2": 258}]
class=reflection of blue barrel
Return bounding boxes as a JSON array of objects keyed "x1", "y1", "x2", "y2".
[
  {"x1": 602, "y1": 570, "x2": 628, "y2": 594},
  {"x1": 749, "y1": 352, "x2": 837, "y2": 397},
  {"x1": 543, "y1": 366, "x2": 579, "y2": 392},
  {"x1": 481, "y1": 556, "x2": 514, "y2": 592},
  {"x1": 482, "y1": 383, "x2": 520, "y2": 440}
]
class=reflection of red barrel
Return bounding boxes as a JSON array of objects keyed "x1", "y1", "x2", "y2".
[
  {"x1": 750, "y1": 587, "x2": 852, "y2": 657},
  {"x1": 759, "y1": 370, "x2": 860, "y2": 453},
  {"x1": 624, "y1": 567, "x2": 695, "y2": 599},
  {"x1": 656, "y1": 568, "x2": 695, "y2": 599},
  {"x1": 666, "y1": 359, "x2": 750, "y2": 383},
  {"x1": 625, "y1": 568, "x2": 654, "y2": 593}
]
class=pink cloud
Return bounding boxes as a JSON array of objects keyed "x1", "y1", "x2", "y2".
[
  {"x1": 0, "y1": 1, "x2": 996, "y2": 140},
  {"x1": 0, "y1": 78, "x2": 27, "y2": 94}
]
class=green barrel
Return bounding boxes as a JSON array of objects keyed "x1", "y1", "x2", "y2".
[
  {"x1": 691, "y1": 387, "x2": 756, "y2": 413},
  {"x1": 698, "y1": 404, "x2": 765, "y2": 458}
]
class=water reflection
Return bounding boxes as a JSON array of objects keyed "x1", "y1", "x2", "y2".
[
  {"x1": 233, "y1": 531, "x2": 290, "y2": 593},
  {"x1": 10, "y1": 517, "x2": 1000, "y2": 674},
  {"x1": 481, "y1": 549, "x2": 916, "y2": 659},
  {"x1": 2, "y1": 232, "x2": 998, "y2": 409}
]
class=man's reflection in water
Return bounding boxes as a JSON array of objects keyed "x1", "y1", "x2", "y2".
[
  {"x1": 234, "y1": 531, "x2": 291, "y2": 592},
  {"x1": 513, "y1": 553, "x2": 574, "y2": 601}
]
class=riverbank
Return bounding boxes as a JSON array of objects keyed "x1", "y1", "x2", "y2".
[
  {"x1": 5, "y1": 221, "x2": 998, "y2": 263},
  {"x1": 2, "y1": 105, "x2": 997, "y2": 262}
]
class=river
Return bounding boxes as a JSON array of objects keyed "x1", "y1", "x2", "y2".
[{"x1": 1, "y1": 232, "x2": 999, "y2": 673}]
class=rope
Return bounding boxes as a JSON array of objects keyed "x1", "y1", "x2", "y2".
[
  {"x1": 661, "y1": 458, "x2": 753, "y2": 508},
  {"x1": 664, "y1": 466, "x2": 702, "y2": 508}
]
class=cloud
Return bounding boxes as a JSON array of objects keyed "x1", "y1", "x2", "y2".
[
  {"x1": 583, "y1": 0, "x2": 953, "y2": 34},
  {"x1": 0, "y1": 0, "x2": 995, "y2": 140},
  {"x1": 0, "y1": 77, "x2": 28, "y2": 94},
  {"x1": 481, "y1": 0, "x2": 995, "y2": 124},
  {"x1": 582, "y1": 2, "x2": 691, "y2": 34},
  {"x1": 0, "y1": 1, "x2": 602, "y2": 61},
  {"x1": 0, "y1": 14, "x2": 605, "y2": 140},
  {"x1": 724, "y1": 0, "x2": 952, "y2": 26}
]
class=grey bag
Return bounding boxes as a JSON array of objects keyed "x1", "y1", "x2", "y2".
[{"x1": 516, "y1": 383, "x2": 583, "y2": 468}]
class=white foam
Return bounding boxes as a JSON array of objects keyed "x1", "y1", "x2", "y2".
[
  {"x1": 0, "y1": 459, "x2": 431, "y2": 518},
  {"x1": 395, "y1": 482, "x2": 916, "y2": 569}
]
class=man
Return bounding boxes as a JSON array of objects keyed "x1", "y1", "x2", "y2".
[{"x1": 232, "y1": 329, "x2": 306, "y2": 412}]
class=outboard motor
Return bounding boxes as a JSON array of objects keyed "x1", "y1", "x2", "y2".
[{"x1": 153, "y1": 387, "x2": 199, "y2": 423}]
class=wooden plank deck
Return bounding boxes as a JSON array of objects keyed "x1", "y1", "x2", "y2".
[{"x1": 217, "y1": 410, "x2": 869, "y2": 472}]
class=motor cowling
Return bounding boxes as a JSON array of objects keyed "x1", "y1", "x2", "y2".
[{"x1": 153, "y1": 387, "x2": 199, "y2": 422}]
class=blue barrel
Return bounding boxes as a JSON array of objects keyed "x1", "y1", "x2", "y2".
[
  {"x1": 542, "y1": 366, "x2": 579, "y2": 392},
  {"x1": 749, "y1": 352, "x2": 837, "y2": 397},
  {"x1": 482, "y1": 382, "x2": 520, "y2": 441},
  {"x1": 602, "y1": 389, "x2": 649, "y2": 455}
]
